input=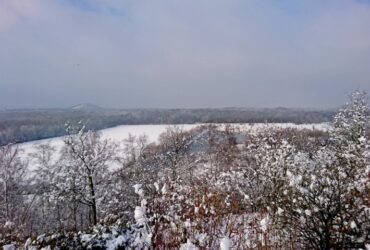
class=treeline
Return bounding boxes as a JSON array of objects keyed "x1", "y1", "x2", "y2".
[
  {"x1": 0, "y1": 92, "x2": 369, "y2": 249},
  {"x1": 0, "y1": 107, "x2": 336, "y2": 146}
]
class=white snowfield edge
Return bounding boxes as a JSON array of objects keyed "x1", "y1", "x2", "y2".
[{"x1": 18, "y1": 123, "x2": 331, "y2": 171}]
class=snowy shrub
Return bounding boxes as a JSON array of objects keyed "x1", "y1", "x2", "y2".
[{"x1": 4, "y1": 91, "x2": 370, "y2": 249}]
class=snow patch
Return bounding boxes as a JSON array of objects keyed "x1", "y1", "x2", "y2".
[
  {"x1": 106, "y1": 235, "x2": 127, "y2": 250},
  {"x1": 179, "y1": 239, "x2": 198, "y2": 250},
  {"x1": 220, "y1": 237, "x2": 231, "y2": 250}
]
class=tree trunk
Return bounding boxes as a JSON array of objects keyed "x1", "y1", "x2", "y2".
[
  {"x1": 88, "y1": 175, "x2": 97, "y2": 225},
  {"x1": 5, "y1": 180, "x2": 9, "y2": 221}
]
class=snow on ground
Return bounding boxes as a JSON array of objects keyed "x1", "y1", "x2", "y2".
[
  {"x1": 18, "y1": 124, "x2": 200, "y2": 171},
  {"x1": 239, "y1": 122, "x2": 331, "y2": 131},
  {"x1": 18, "y1": 123, "x2": 330, "y2": 171},
  {"x1": 19, "y1": 124, "x2": 200, "y2": 157}
]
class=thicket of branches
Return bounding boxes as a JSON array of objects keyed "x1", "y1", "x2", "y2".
[{"x1": 0, "y1": 92, "x2": 369, "y2": 249}]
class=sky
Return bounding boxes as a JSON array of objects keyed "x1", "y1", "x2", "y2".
[{"x1": 0, "y1": 0, "x2": 370, "y2": 109}]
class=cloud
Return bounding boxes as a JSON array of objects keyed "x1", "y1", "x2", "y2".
[
  {"x1": 0, "y1": 0, "x2": 42, "y2": 31},
  {"x1": 0, "y1": 0, "x2": 370, "y2": 108}
]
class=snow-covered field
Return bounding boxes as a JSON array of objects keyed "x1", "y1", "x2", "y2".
[
  {"x1": 19, "y1": 124, "x2": 201, "y2": 157},
  {"x1": 19, "y1": 124, "x2": 202, "y2": 171},
  {"x1": 19, "y1": 123, "x2": 331, "y2": 168}
]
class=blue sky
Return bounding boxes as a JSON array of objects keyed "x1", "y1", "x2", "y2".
[{"x1": 0, "y1": 0, "x2": 370, "y2": 108}]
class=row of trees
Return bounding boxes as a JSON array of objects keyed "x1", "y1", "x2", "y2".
[{"x1": 0, "y1": 92, "x2": 369, "y2": 249}]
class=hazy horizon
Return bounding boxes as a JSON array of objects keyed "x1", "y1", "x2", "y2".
[
  {"x1": 0, "y1": 102, "x2": 341, "y2": 110},
  {"x1": 1, "y1": 0, "x2": 370, "y2": 109}
]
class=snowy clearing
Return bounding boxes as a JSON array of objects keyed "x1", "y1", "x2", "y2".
[
  {"x1": 19, "y1": 123, "x2": 329, "y2": 152},
  {"x1": 18, "y1": 123, "x2": 330, "y2": 171},
  {"x1": 19, "y1": 123, "x2": 330, "y2": 156}
]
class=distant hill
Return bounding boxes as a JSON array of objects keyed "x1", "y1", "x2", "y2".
[{"x1": 69, "y1": 103, "x2": 105, "y2": 111}]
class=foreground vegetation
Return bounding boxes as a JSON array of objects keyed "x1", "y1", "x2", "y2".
[{"x1": 0, "y1": 92, "x2": 369, "y2": 249}]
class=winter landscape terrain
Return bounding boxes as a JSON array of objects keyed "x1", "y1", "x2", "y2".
[
  {"x1": 1, "y1": 92, "x2": 369, "y2": 249},
  {"x1": 19, "y1": 122, "x2": 331, "y2": 160},
  {"x1": 0, "y1": 107, "x2": 336, "y2": 147},
  {"x1": 2, "y1": 0, "x2": 370, "y2": 249}
]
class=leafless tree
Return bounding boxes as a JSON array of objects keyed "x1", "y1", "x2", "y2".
[
  {"x1": 0, "y1": 144, "x2": 26, "y2": 238},
  {"x1": 59, "y1": 123, "x2": 117, "y2": 226}
]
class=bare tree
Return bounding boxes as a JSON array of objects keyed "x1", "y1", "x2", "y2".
[
  {"x1": 0, "y1": 144, "x2": 26, "y2": 238},
  {"x1": 59, "y1": 123, "x2": 116, "y2": 226},
  {"x1": 158, "y1": 126, "x2": 193, "y2": 180}
]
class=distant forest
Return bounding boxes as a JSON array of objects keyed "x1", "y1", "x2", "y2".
[{"x1": 0, "y1": 106, "x2": 336, "y2": 145}]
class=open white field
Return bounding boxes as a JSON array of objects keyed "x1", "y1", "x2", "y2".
[
  {"x1": 18, "y1": 123, "x2": 331, "y2": 171},
  {"x1": 19, "y1": 124, "x2": 201, "y2": 157}
]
